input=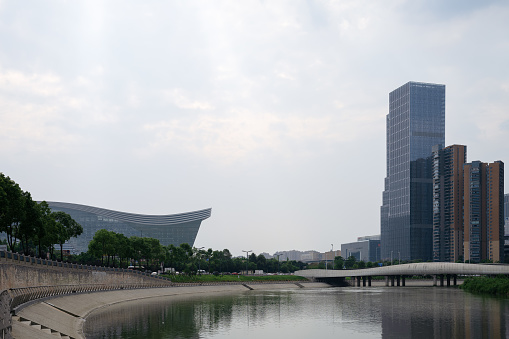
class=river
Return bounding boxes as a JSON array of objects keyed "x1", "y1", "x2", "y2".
[{"x1": 84, "y1": 286, "x2": 509, "y2": 338}]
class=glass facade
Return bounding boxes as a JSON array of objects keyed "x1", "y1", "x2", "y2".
[
  {"x1": 505, "y1": 194, "x2": 509, "y2": 236},
  {"x1": 46, "y1": 202, "x2": 211, "y2": 254},
  {"x1": 432, "y1": 145, "x2": 466, "y2": 262},
  {"x1": 341, "y1": 239, "x2": 381, "y2": 262},
  {"x1": 463, "y1": 161, "x2": 504, "y2": 262},
  {"x1": 381, "y1": 82, "x2": 445, "y2": 261}
]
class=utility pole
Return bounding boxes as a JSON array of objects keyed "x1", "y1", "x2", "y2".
[
  {"x1": 331, "y1": 244, "x2": 334, "y2": 270},
  {"x1": 242, "y1": 250, "x2": 252, "y2": 275}
]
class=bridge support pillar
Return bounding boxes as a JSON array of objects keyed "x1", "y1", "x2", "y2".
[
  {"x1": 396, "y1": 276, "x2": 400, "y2": 287},
  {"x1": 390, "y1": 276, "x2": 395, "y2": 287},
  {"x1": 433, "y1": 275, "x2": 437, "y2": 286},
  {"x1": 368, "y1": 276, "x2": 372, "y2": 287},
  {"x1": 356, "y1": 276, "x2": 361, "y2": 287},
  {"x1": 447, "y1": 275, "x2": 451, "y2": 287},
  {"x1": 385, "y1": 276, "x2": 389, "y2": 287},
  {"x1": 453, "y1": 275, "x2": 457, "y2": 286},
  {"x1": 362, "y1": 276, "x2": 366, "y2": 287},
  {"x1": 401, "y1": 276, "x2": 405, "y2": 287},
  {"x1": 440, "y1": 275, "x2": 444, "y2": 287}
]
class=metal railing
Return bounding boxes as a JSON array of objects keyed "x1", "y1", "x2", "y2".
[
  {"x1": 0, "y1": 250, "x2": 170, "y2": 281},
  {"x1": 9, "y1": 283, "x2": 174, "y2": 310}
]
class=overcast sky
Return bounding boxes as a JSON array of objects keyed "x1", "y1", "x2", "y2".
[{"x1": 1, "y1": 0, "x2": 508, "y2": 257}]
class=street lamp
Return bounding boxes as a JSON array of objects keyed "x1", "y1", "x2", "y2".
[
  {"x1": 275, "y1": 253, "x2": 281, "y2": 274},
  {"x1": 196, "y1": 247, "x2": 204, "y2": 274},
  {"x1": 242, "y1": 250, "x2": 252, "y2": 275},
  {"x1": 331, "y1": 244, "x2": 334, "y2": 270}
]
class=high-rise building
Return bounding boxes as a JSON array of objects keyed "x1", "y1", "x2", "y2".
[
  {"x1": 381, "y1": 81, "x2": 445, "y2": 261},
  {"x1": 504, "y1": 193, "x2": 509, "y2": 236},
  {"x1": 432, "y1": 145, "x2": 467, "y2": 262},
  {"x1": 463, "y1": 161, "x2": 504, "y2": 262}
]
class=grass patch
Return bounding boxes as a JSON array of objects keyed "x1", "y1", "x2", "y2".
[
  {"x1": 460, "y1": 276, "x2": 509, "y2": 297},
  {"x1": 161, "y1": 274, "x2": 307, "y2": 283}
]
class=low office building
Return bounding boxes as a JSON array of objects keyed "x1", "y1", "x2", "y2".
[
  {"x1": 341, "y1": 236, "x2": 381, "y2": 262},
  {"x1": 46, "y1": 201, "x2": 211, "y2": 254}
]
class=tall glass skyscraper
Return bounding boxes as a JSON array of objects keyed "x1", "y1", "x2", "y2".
[{"x1": 381, "y1": 81, "x2": 445, "y2": 261}]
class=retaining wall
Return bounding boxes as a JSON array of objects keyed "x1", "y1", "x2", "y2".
[{"x1": 0, "y1": 251, "x2": 170, "y2": 291}]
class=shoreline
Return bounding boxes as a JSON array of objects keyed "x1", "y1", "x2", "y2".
[
  {"x1": 11, "y1": 279, "x2": 463, "y2": 338},
  {"x1": 12, "y1": 282, "x2": 329, "y2": 339}
]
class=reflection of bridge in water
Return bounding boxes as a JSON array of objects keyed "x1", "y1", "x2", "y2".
[{"x1": 295, "y1": 262, "x2": 509, "y2": 287}]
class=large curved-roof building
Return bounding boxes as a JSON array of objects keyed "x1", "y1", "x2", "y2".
[{"x1": 46, "y1": 202, "x2": 211, "y2": 254}]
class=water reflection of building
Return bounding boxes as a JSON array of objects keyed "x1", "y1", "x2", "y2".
[
  {"x1": 46, "y1": 201, "x2": 211, "y2": 253},
  {"x1": 381, "y1": 289, "x2": 506, "y2": 338}
]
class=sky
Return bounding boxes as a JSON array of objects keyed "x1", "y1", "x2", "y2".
[{"x1": 1, "y1": 0, "x2": 508, "y2": 257}]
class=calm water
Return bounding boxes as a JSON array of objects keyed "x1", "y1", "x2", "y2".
[{"x1": 84, "y1": 287, "x2": 509, "y2": 339}]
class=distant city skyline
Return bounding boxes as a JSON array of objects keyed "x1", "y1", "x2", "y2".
[{"x1": 1, "y1": 1, "x2": 508, "y2": 257}]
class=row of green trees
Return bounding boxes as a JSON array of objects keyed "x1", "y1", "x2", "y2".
[
  {"x1": 75, "y1": 229, "x2": 307, "y2": 274},
  {"x1": 0, "y1": 173, "x2": 83, "y2": 260},
  {"x1": 308, "y1": 256, "x2": 410, "y2": 270}
]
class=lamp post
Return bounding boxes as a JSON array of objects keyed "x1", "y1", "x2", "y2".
[
  {"x1": 242, "y1": 250, "x2": 252, "y2": 275},
  {"x1": 325, "y1": 250, "x2": 327, "y2": 272},
  {"x1": 331, "y1": 244, "x2": 334, "y2": 270},
  {"x1": 275, "y1": 253, "x2": 281, "y2": 274},
  {"x1": 196, "y1": 247, "x2": 205, "y2": 274}
]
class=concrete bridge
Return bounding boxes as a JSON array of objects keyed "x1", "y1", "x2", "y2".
[{"x1": 295, "y1": 262, "x2": 509, "y2": 287}]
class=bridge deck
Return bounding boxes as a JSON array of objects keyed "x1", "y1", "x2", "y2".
[{"x1": 295, "y1": 262, "x2": 509, "y2": 279}]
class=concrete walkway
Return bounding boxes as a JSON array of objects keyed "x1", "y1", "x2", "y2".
[{"x1": 12, "y1": 282, "x2": 329, "y2": 339}]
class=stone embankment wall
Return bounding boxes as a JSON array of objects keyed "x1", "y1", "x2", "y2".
[
  {"x1": 0, "y1": 250, "x2": 172, "y2": 338},
  {"x1": 0, "y1": 290, "x2": 12, "y2": 339},
  {"x1": 0, "y1": 251, "x2": 169, "y2": 291}
]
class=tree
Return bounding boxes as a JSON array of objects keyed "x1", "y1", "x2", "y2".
[
  {"x1": 18, "y1": 191, "x2": 39, "y2": 255},
  {"x1": 345, "y1": 255, "x2": 357, "y2": 269},
  {"x1": 89, "y1": 229, "x2": 116, "y2": 265},
  {"x1": 256, "y1": 254, "x2": 267, "y2": 272},
  {"x1": 0, "y1": 174, "x2": 25, "y2": 251},
  {"x1": 52, "y1": 211, "x2": 83, "y2": 262},
  {"x1": 334, "y1": 256, "x2": 345, "y2": 270},
  {"x1": 35, "y1": 201, "x2": 54, "y2": 258},
  {"x1": 115, "y1": 233, "x2": 130, "y2": 267}
]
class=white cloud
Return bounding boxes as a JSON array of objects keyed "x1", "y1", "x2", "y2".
[
  {"x1": 141, "y1": 106, "x2": 383, "y2": 164},
  {"x1": 0, "y1": 69, "x2": 62, "y2": 96},
  {"x1": 161, "y1": 89, "x2": 214, "y2": 110},
  {"x1": 0, "y1": 67, "x2": 119, "y2": 154}
]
